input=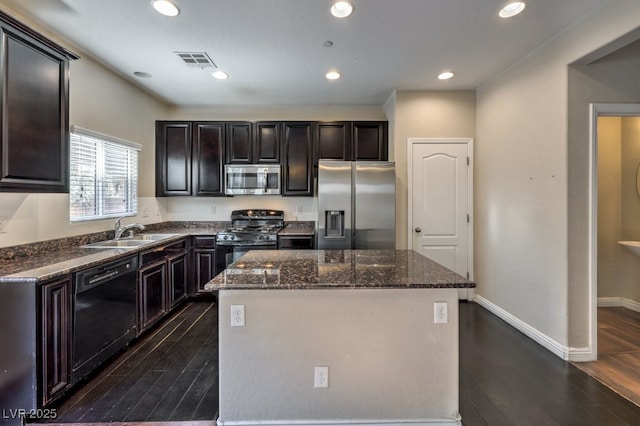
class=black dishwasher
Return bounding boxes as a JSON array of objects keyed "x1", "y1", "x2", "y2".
[{"x1": 73, "y1": 255, "x2": 138, "y2": 382}]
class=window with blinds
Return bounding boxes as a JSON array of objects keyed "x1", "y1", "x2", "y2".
[{"x1": 69, "y1": 126, "x2": 141, "y2": 222}]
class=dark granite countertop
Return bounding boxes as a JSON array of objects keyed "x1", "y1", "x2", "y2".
[
  {"x1": 0, "y1": 220, "x2": 316, "y2": 284},
  {"x1": 278, "y1": 221, "x2": 315, "y2": 236},
  {"x1": 204, "y1": 249, "x2": 475, "y2": 291},
  {"x1": 0, "y1": 222, "x2": 229, "y2": 283}
]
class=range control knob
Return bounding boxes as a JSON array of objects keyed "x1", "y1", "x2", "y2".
[
  {"x1": 258, "y1": 235, "x2": 264, "y2": 240},
  {"x1": 223, "y1": 235, "x2": 228, "y2": 240}
]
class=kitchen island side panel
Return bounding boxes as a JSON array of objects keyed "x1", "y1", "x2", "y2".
[{"x1": 218, "y1": 288, "x2": 460, "y2": 425}]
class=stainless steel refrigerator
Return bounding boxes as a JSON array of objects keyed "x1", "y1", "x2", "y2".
[{"x1": 316, "y1": 161, "x2": 396, "y2": 249}]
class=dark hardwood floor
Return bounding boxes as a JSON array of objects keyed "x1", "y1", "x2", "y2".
[
  {"x1": 572, "y1": 307, "x2": 640, "y2": 407},
  {"x1": 459, "y1": 302, "x2": 640, "y2": 425},
  {"x1": 44, "y1": 301, "x2": 218, "y2": 423},
  {"x1": 38, "y1": 301, "x2": 640, "y2": 425}
]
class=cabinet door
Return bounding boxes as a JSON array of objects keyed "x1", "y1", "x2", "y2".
[
  {"x1": 352, "y1": 121, "x2": 388, "y2": 161},
  {"x1": 156, "y1": 121, "x2": 192, "y2": 196},
  {"x1": 193, "y1": 122, "x2": 225, "y2": 196},
  {"x1": 138, "y1": 261, "x2": 167, "y2": 331},
  {"x1": 168, "y1": 251, "x2": 188, "y2": 307},
  {"x1": 316, "y1": 122, "x2": 351, "y2": 161},
  {"x1": 282, "y1": 122, "x2": 314, "y2": 196},
  {"x1": 255, "y1": 122, "x2": 280, "y2": 163},
  {"x1": 0, "y1": 26, "x2": 71, "y2": 192},
  {"x1": 225, "y1": 122, "x2": 252, "y2": 164},
  {"x1": 40, "y1": 277, "x2": 72, "y2": 405},
  {"x1": 194, "y1": 249, "x2": 217, "y2": 292}
]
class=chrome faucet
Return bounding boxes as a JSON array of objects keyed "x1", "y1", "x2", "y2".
[{"x1": 114, "y1": 217, "x2": 146, "y2": 239}]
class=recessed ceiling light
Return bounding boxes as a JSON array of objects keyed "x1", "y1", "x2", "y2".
[
  {"x1": 133, "y1": 71, "x2": 152, "y2": 79},
  {"x1": 438, "y1": 71, "x2": 455, "y2": 80},
  {"x1": 325, "y1": 71, "x2": 341, "y2": 80},
  {"x1": 323, "y1": 41, "x2": 334, "y2": 48},
  {"x1": 499, "y1": 2, "x2": 526, "y2": 18},
  {"x1": 212, "y1": 70, "x2": 229, "y2": 80},
  {"x1": 152, "y1": 0, "x2": 180, "y2": 17},
  {"x1": 331, "y1": 1, "x2": 353, "y2": 18}
]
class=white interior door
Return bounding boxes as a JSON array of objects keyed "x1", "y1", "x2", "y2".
[{"x1": 409, "y1": 139, "x2": 473, "y2": 299}]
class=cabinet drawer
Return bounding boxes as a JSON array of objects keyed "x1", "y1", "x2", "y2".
[
  {"x1": 278, "y1": 235, "x2": 315, "y2": 249},
  {"x1": 193, "y1": 235, "x2": 216, "y2": 248},
  {"x1": 140, "y1": 239, "x2": 187, "y2": 266}
]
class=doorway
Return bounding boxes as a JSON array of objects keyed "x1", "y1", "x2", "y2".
[
  {"x1": 580, "y1": 103, "x2": 640, "y2": 405},
  {"x1": 407, "y1": 138, "x2": 474, "y2": 300}
]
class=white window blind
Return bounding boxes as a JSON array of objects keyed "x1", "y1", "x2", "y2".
[{"x1": 69, "y1": 126, "x2": 141, "y2": 222}]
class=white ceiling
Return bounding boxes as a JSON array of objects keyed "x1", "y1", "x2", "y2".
[{"x1": 0, "y1": 0, "x2": 610, "y2": 106}]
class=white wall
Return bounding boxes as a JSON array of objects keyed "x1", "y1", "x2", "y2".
[
  {"x1": 476, "y1": 0, "x2": 640, "y2": 354},
  {"x1": 0, "y1": 6, "x2": 170, "y2": 248},
  {"x1": 387, "y1": 91, "x2": 476, "y2": 250}
]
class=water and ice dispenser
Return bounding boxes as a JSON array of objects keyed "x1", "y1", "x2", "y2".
[{"x1": 325, "y1": 210, "x2": 345, "y2": 238}]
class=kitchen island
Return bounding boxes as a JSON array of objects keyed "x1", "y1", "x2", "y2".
[{"x1": 205, "y1": 249, "x2": 475, "y2": 426}]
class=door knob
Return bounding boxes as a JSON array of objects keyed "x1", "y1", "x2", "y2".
[{"x1": 414, "y1": 227, "x2": 421, "y2": 233}]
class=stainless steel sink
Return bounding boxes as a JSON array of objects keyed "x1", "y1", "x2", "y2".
[
  {"x1": 81, "y1": 233, "x2": 181, "y2": 249},
  {"x1": 82, "y1": 239, "x2": 153, "y2": 249},
  {"x1": 132, "y1": 233, "x2": 181, "y2": 241}
]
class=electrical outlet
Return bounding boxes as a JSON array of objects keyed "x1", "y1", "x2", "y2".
[
  {"x1": 211, "y1": 205, "x2": 217, "y2": 215},
  {"x1": 142, "y1": 207, "x2": 149, "y2": 217},
  {"x1": 434, "y1": 301, "x2": 448, "y2": 324},
  {"x1": 155, "y1": 207, "x2": 160, "y2": 217},
  {"x1": 0, "y1": 219, "x2": 6, "y2": 233},
  {"x1": 297, "y1": 205, "x2": 303, "y2": 214},
  {"x1": 230, "y1": 304, "x2": 245, "y2": 327},
  {"x1": 314, "y1": 366, "x2": 328, "y2": 388}
]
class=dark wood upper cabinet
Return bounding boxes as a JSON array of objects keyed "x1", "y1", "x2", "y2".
[
  {"x1": 352, "y1": 121, "x2": 388, "y2": 161},
  {"x1": 225, "y1": 122, "x2": 252, "y2": 164},
  {"x1": 0, "y1": 11, "x2": 78, "y2": 193},
  {"x1": 281, "y1": 122, "x2": 314, "y2": 196},
  {"x1": 254, "y1": 121, "x2": 280, "y2": 163},
  {"x1": 225, "y1": 121, "x2": 280, "y2": 164},
  {"x1": 193, "y1": 122, "x2": 225, "y2": 196},
  {"x1": 156, "y1": 121, "x2": 225, "y2": 197},
  {"x1": 316, "y1": 122, "x2": 351, "y2": 161},
  {"x1": 316, "y1": 121, "x2": 388, "y2": 161},
  {"x1": 156, "y1": 122, "x2": 192, "y2": 196}
]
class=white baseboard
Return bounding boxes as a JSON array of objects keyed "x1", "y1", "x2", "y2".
[
  {"x1": 473, "y1": 295, "x2": 571, "y2": 360},
  {"x1": 597, "y1": 297, "x2": 640, "y2": 312}
]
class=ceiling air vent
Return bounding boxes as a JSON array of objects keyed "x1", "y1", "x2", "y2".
[{"x1": 175, "y1": 52, "x2": 216, "y2": 69}]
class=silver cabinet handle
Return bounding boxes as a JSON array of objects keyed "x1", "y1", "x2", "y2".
[{"x1": 415, "y1": 227, "x2": 421, "y2": 233}]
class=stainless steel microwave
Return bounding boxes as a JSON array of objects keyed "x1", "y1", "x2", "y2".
[{"x1": 224, "y1": 164, "x2": 281, "y2": 195}]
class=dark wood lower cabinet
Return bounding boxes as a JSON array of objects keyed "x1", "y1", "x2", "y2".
[
  {"x1": 40, "y1": 277, "x2": 72, "y2": 406},
  {"x1": 168, "y1": 251, "x2": 188, "y2": 307},
  {"x1": 138, "y1": 260, "x2": 167, "y2": 331},
  {"x1": 194, "y1": 249, "x2": 216, "y2": 292},
  {"x1": 192, "y1": 236, "x2": 217, "y2": 293}
]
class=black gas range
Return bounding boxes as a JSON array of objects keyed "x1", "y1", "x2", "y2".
[
  {"x1": 215, "y1": 209, "x2": 284, "y2": 269},
  {"x1": 216, "y1": 209, "x2": 285, "y2": 246}
]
